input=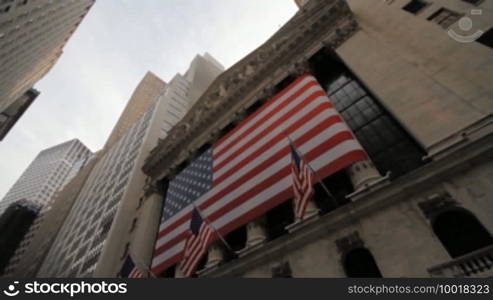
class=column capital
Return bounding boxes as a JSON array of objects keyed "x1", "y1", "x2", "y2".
[
  {"x1": 237, "y1": 215, "x2": 268, "y2": 257},
  {"x1": 347, "y1": 160, "x2": 383, "y2": 192}
]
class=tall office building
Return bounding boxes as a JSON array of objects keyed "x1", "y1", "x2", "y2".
[
  {"x1": 138, "y1": 0, "x2": 493, "y2": 278},
  {"x1": 294, "y1": 0, "x2": 310, "y2": 8},
  {"x1": 12, "y1": 152, "x2": 102, "y2": 277},
  {"x1": 104, "y1": 72, "x2": 167, "y2": 150},
  {"x1": 0, "y1": 0, "x2": 96, "y2": 140},
  {"x1": 10, "y1": 72, "x2": 166, "y2": 277},
  {"x1": 37, "y1": 53, "x2": 224, "y2": 277},
  {"x1": 0, "y1": 139, "x2": 92, "y2": 276}
]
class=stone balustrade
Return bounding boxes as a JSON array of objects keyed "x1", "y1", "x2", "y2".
[{"x1": 428, "y1": 245, "x2": 493, "y2": 277}]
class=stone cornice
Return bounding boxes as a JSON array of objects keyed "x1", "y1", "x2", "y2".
[{"x1": 143, "y1": 0, "x2": 359, "y2": 179}]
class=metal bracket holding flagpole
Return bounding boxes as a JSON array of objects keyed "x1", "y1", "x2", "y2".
[{"x1": 287, "y1": 136, "x2": 339, "y2": 208}]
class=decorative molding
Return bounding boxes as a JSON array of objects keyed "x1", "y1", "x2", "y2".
[{"x1": 143, "y1": 0, "x2": 359, "y2": 179}]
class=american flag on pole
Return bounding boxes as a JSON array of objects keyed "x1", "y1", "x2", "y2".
[
  {"x1": 290, "y1": 143, "x2": 315, "y2": 220},
  {"x1": 120, "y1": 255, "x2": 144, "y2": 278},
  {"x1": 180, "y1": 208, "x2": 215, "y2": 277},
  {"x1": 151, "y1": 74, "x2": 368, "y2": 275}
]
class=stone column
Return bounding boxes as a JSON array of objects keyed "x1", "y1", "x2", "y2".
[
  {"x1": 347, "y1": 160, "x2": 383, "y2": 191},
  {"x1": 245, "y1": 215, "x2": 268, "y2": 248},
  {"x1": 205, "y1": 242, "x2": 224, "y2": 269}
]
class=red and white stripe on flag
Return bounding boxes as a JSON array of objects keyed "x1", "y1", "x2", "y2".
[
  {"x1": 129, "y1": 268, "x2": 144, "y2": 278},
  {"x1": 180, "y1": 222, "x2": 214, "y2": 277},
  {"x1": 292, "y1": 152, "x2": 315, "y2": 219},
  {"x1": 151, "y1": 74, "x2": 368, "y2": 274}
]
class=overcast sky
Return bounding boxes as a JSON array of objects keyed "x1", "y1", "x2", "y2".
[{"x1": 0, "y1": 0, "x2": 298, "y2": 200}]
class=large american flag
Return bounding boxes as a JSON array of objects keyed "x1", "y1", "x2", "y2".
[{"x1": 151, "y1": 74, "x2": 367, "y2": 275}]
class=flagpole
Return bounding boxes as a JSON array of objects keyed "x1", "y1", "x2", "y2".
[
  {"x1": 192, "y1": 203, "x2": 235, "y2": 255},
  {"x1": 287, "y1": 137, "x2": 339, "y2": 208}
]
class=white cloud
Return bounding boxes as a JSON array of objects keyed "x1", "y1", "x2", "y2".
[{"x1": 0, "y1": 0, "x2": 297, "y2": 200}]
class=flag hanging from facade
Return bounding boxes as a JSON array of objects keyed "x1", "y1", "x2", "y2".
[
  {"x1": 290, "y1": 142, "x2": 315, "y2": 220},
  {"x1": 120, "y1": 255, "x2": 144, "y2": 278},
  {"x1": 151, "y1": 74, "x2": 368, "y2": 275},
  {"x1": 180, "y1": 208, "x2": 215, "y2": 277}
]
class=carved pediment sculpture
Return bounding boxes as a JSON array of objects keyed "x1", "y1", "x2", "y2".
[{"x1": 167, "y1": 122, "x2": 191, "y2": 149}]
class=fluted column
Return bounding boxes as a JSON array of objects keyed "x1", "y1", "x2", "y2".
[
  {"x1": 347, "y1": 160, "x2": 383, "y2": 191},
  {"x1": 245, "y1": 215, "x2": 268, "y2": 247},
  {"x1": 205, "y1": 242, "x2": 224, "y2": 268}
]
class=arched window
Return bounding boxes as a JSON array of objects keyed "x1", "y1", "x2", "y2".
[
  {"x1": 432, "y1": 209, "x2": 493, "y2": 258},
  {"x1": 343, "y1": 248, "x2": 382, "y2": 278}
]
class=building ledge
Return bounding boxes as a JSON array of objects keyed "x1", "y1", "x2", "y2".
[
  {"x1": 425, "y1": 114, "x2": 493, "y2": 161},
  {"x1": 346, "y1": 172, "x2": 391, "y2": 202}
]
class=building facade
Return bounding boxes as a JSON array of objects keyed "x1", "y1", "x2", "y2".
[
  {"x1": 12, "y1": 152, "x2": 102, "y2": 278},
  {"x1": 0, "y1": 139, "x2": 92, "y2": 276},
  {"x1": 37, "y1": 54, "x2": 223, "y2": 277},
  {"x1": 0, "y1": 0, "x2": 95, "y2": 140},
  {"x1": 0, "y1": 200, "x2": 39, "y2": 275},
  {"x1": 11, "y1": 72, "x2": 166, "y2": 277},
  {"x1": 104, "y1": 72, "x2": 167, "y2": 150},
  {"x1": 139, "y1": 0, "x2": 493, "y2": 278}
]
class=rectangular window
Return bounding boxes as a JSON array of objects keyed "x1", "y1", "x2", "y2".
[
  {"x1": 309, "y1": 50, "x2": 426, "y2": 180},
  {"x1": 427, "y1": 8, "x2": 463, "y2": 29},
  {"x1": 402, "y1": 0, "x2": 429, "y2": 14}
]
